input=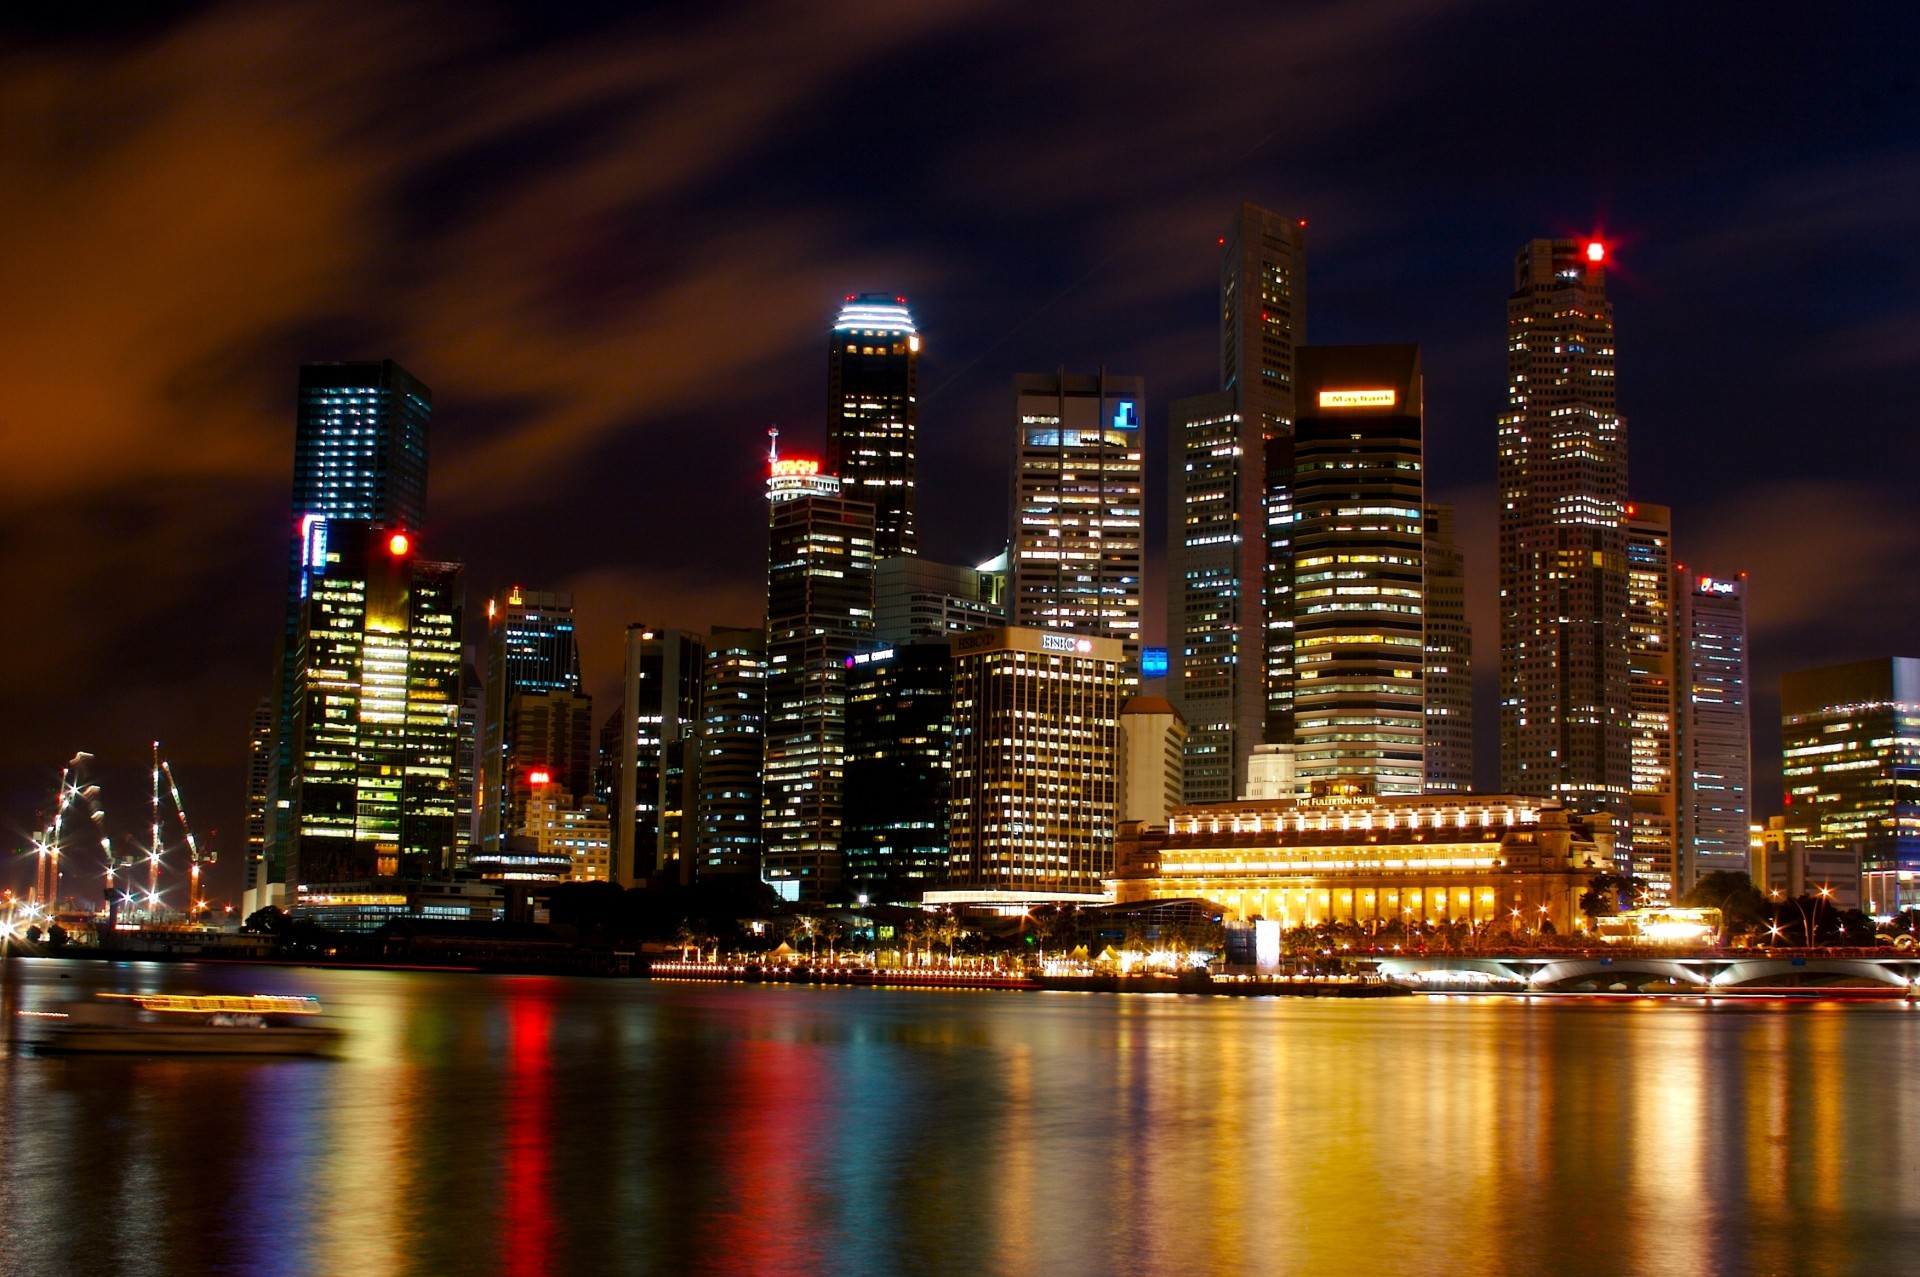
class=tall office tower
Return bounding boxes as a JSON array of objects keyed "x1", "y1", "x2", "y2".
[
  {"x1": 873, "y1": 555, "x2": 1006, "y2": 646},
  {"x1": 284, "y1": 521, "x2": 462, "y2": 886},
  {"x1": 504, "y1": 690, "x2": 595, "y2": 823},
  {"x1": 1290, "y1": 345, "x2": 1425, "y2": 795},
  {"x1": 616, "y1": 626, "x2": 705, "y2": 886},
  {"x1": 939, "y1": 626, "x2": 1124, "y2": 903},
  {"x1": 1625, "y1": 503, "x2": 1678, "y2": 899},
  {"x1": 266, "y1": 360, "x2": 433, "y2": 886},
  {"x1": 696, "y1": 627, "x2": 766, "y2": 879},
  {"x1": 1009, "y1": 371, "x2": 1145, "y2": 668},
  {"x1": 1167, "y1": 390, "x2": 1253, "y2": 803},
  {"x1": 1676, "y1": 570, "x2": 1751, "y2": 889},
  {"x1": 763, "y1": 455, "x2": 876, "y2": 901},
  {"x1": 1219, "y1": 205, "x2": 1308, "y2": 747},
  {"x1": 478, "y1": 588, "x2": 583, "y2": 860},
  {"x1": 1782, "y1": 658, "x2": 1920, "y2": 913},
  {"x1": 1118, "y1": 696, "x2": 1187, "y2": 825},
  {"x1": 594, "y1": 709, "x2": 622, "y2": 812},
  {"x1": 842, "y1": 641, "x2": 953, "y2": 903},
  {"x1": 1498, "y1": 238, "x2": 1630, "y2": 840},
  {"x1": 454, "y1": 659, "x2": 481, "y2": 870},
  {"x1": 242, "y1": 699, "x2": 273, "y2": 904},
  {"x1": 828, "y1": 294, "x2": 920, "y2": 559},
  {"x1": 1422, "y1": 503, "x2": 1473, "y2": 793}
]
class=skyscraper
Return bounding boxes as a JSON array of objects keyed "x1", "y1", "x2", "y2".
[
  {"x1": 873, "y1": 555, "x2": 1005, "y2": 646},
  {"x1": 1498, "y1": 238, "x2": 1629, "y2": 838},
  {"x1": 1009, "y1": 371, "x2": 1144, "y2": 669},
  {"x1": 696, "y1": 626, "x2": 766, "y2": 879},
  {"x1": 1676, "y1": 570, "x2": 1750, "y2": 888},
  {"x1": 478, "y1": 588, "x2": 586, "y2": 861},
  {"x1": 939, "y1": 626, "x2": 1124, "y2": 904},
  {"x1": 265, "y1": 360, "x2": 433, "y2": 887},
  {"x1": 1118, "y1": 696, "x2": 1187, "y2": 825},
  {"x1": 763, "y1": 455, "x2": 876, "y2": 902},
  {"x1": 1625, "y1": 503, "x2": 1678, "y2": 899},
  {"x1": 242, "y1": 699, "x2": 272, "y2": 906},
  {"x1": 1290, "y1": 345, "x2": 1425, "y2": 795},
  {"x1": 616, "y1": 626, "x2": 705, "y2": 886},
  {"x1": 1781, "y1": 658, "x2": 1920, "y2": 913},
  {"x1": 842, "y1": 641, "x2": 953, "y2": 903},
  {"x1": 283, "y1": 521, "x2": 462, "y2": 886},
  {"x1": 828, "y1": 294, "x2": 920, "y2": 559},
  {"x1": 1422, "y1": 503, "x2": 1473, "y2": 794},
  {"x1": 1220, "y1": 205, "x2": 1308, "y2": 747}
]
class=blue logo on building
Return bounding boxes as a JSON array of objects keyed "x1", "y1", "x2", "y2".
[
  {"x1": 1112, "y1": 400, "x2": 1138, "y2": 431},
  {"x1": 1141, "y1": 646, "x2": 1169, "y2": 678}
]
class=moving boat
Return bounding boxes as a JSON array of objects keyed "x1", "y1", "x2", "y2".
[{"x1": 29, "y1": 993, "x2": 343, "y2": 1056}]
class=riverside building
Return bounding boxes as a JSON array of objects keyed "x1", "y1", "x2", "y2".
[
  {"x1": 1422, "y1": 503, "x2": 1473, "y2": 793},
  {"x1": 696, "y1": 626, "x2": 766, "y2": 879},
  {"x1": 1625, "y1": 503, "x2": 1677, "y2": 898},
  {"x1": 1676, "y1": 570, "x2": 1751, "y2": 886},
  {"x1": 828, "y1": 294, "x2": 919, "y2": 559},
  {"x1": 842, "y1": 641, "x2": 954, "y2": 902},
  {"x1": 478, "y1": 588, "x2": 589, "y2": 862},
  {"x1": 616, "y1": 626, "x2": 705, "y2": 885},
  {"x1": 1113, "y1": 790, "x2": 1616, "y2": 935}
]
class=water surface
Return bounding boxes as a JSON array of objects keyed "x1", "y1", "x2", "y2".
[{"x1": 2, "y1": 959, "x2": 1913, "y2": 1276}]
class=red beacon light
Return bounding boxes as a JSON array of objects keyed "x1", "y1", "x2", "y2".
[
  {"x1": 387, "y1": 531, "x2": 411, "y2": 556},
  {"x1": 1586, "y1": 241, "x2": 1606, "y2": 263}
]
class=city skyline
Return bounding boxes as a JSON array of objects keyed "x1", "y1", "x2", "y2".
[{"x1": 3, "y1": 4, "x2": 1917, "y2": 902}]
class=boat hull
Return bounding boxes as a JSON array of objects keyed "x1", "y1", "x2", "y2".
[{"x1": 36, "y1": 1025, "x2": 342, "y2": 1057}]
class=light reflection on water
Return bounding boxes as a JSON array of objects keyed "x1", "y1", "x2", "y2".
[{"x1": 4, "y1": 960, "x2": 1918, "y2": 1276}]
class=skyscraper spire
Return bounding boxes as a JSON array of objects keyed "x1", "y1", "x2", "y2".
[{"x1": 828, "y1": 293, "x2": 919, "y2": 558}]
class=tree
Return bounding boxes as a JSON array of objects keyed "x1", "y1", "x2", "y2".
[
  {"x1": 1580, "y1": 874, "x2": 1633, "y2": 925},
  {"x1": 1682, "y1": 870, "x2": 1770, "y2": 937},
  {"x1": 243, "y1": 906, "x2": 289, "y2": 936},
  {"x1": 46, "y1": 923, "x2": 68, "y2": 948}
]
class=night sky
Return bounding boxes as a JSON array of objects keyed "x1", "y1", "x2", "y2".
[{"x1": 4, "y1": 0, "x2": 1917, "y2": 903}]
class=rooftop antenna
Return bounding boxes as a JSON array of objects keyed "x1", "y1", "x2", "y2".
[{"x1": 767, "y1": 425, "x2": 780, "y2": 467}]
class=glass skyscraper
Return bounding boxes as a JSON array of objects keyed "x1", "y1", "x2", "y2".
[
  {"x1": 696, "y1": 627, "x2": 766, "y2": 879},
  {"x1": 1676, "y1": 570, "x2": 1750, "y2": 887},
  {"x1": 843, "y1": 641, "x2": 953, "y2": 903},
  {"x1": 264, "y1": 361, "x2": 432, "y2": 889},
  {"x1": 1498, "y1": 238, "x2": 1630, "y2": 840},
  {"x1": 478, "y1": 588, "x2": 587, "y2": 861},
  {"x1": 828, "y1": 294, "x2": 919, "y2": 560}
]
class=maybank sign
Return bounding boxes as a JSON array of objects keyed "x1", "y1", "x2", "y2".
[{"x1": 1318, "y1": 388, "x2": 1397, "y2": 409}]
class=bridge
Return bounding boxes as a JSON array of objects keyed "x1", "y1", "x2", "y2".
[{"x1": 1374, "y1": 950, "x2": 1920, "y2": 994}]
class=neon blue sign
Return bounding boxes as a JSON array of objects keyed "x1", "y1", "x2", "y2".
[{"x1": 1111, "y1": 400, "x2": 1138, "y2": 431}]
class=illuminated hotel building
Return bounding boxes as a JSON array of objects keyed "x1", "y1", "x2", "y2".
[
  {"x1": 763, "y1": 456, "x2": 876, "y2": 901},
  {"x1": 874, "y1": 554, "x2": 1005, "y2": 646},
  {"x1": 1498, "y1": 238, "x2": 1630, "y2": 840},
  {"x1": 842, "y1": 641, "x2": 953, "y2": 903},
  {"x1": 1114, "y1": 793, "x2": 1616, "y2": 935},
  {"x1": 1009, "y1": 371, "x2": 1144, "y2": 670},
  {"x1": 1289, "y1": 344, "x2": 1425, "y2": 795},
  {"x1": 284, "y1": 520, "x2": 463, "y2": 887},
  {"x1": 266, "y1": 360, "x2": 432, "y2": 886},
  {"x1": 522, "y1": 780, "x2": 614, "y2": 883},
  {"x1": 616, "y1": 626, "x2": 705, "y2": 886},
  {"x1": 829, "y1": 294, "x2": 919, "y2": 559},
  {"x1": 1422, "y1": 503, "x2": 1473, "y2": 793},
  {"x1": 938, "y1": 626, "x2": 1125, "y2": 904},
  {"x1": 696, "y1": 626, "x2": 766, "y2": 879},
  {"x1": 479, "y1": 589, "x2": 588, "y2": 861},
  {"x1": 1625, "y1": 503, "x2": 1677, "y2": 898},
  {"x1": 1675, "y1": 570, "x2": 1750, "y2": 887},
  {"x1": 1781, "y1": 658, "x2": 1917, "y2": 912}
]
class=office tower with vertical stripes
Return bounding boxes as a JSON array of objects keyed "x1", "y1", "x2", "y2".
[
  {"x1": 1625, "y1": 503, "x2": 1677, "y2": 898},
  {"x1": 1498, "y1": 238, "x2": 1630, "y2": 841},
  {"x1": 828, "y1": 294, "x2": 919, "y2": 559},
  {"x1": 1676, "y1": 569, "x2": 1750, "y2": 887},
  {"x1": 697, "y1": 626, "x2": 766, "y2": 879},
  {"x1": 616, "y1": 625, "x2": 705, "y2": 886},
  {"x1": 762, "y1": 454, "x2": 876, "y2": 902},
  {"x1": 1422, "y1": 503, "x2": 1473, "y2": 793}
]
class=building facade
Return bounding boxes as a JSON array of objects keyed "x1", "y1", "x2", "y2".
[
  {"x1": 1114, "y1": 793, "x2": 1616, "y2": 936},
  {"x1": 873, "y1": 554, "x2": 1005, "y2": 646},
  {"x1": 763, "y1": 458, "x2": 876, "y2": 901},
  {"x1": 1498, "y1": 239, "x2": 1630, "y2": 839},
  {"x1": 1676, "y1": 570, "x2": 1751, "y2": 887},
  {"x1": 1625, "y1": 503, "x2": 1677, "y2": 899},
  {"x1": 1781, "y1": 657, "x2": 1920, "y2": 914},
  {"x1": 828, "y1": 294, "x2": 920, "y2": 559},
  {"x1": 522, "y1": 781, "x2": 614, "y2": 883},
  {"x1": 616, "y1": 626, "x2": 705, "y2": 886},
  {"x1": 1119, "y1": 696, "x2": 1187, "y2": 826},
  {"x1": 696, "y1": 626, "x2": 766, "y2": 879},
  {"x1": 842, "y1": 641, "x2": 954, "y2": 903},
  {"x1": 1422, "y1": 503, "x2": 1473, "y2": 793},
  {"x1": 266, "y1": 360, "x2": 433, "y2": 886},
  {"x1": 243, "y1": 698, "x2": 273, "y2": 902},
  {"x1": 1009, "y1": 371, "x2": 1145, "y2": 671},
  {"x1": 941, "y1": 626, "x2": 1125, "y2": 902},
  {"x1": 284, "y1": 521, "x2": 463, "y2": 887},
  {"x1": 1290, "y1": 345, "x2": 1425, "y2": 795},
  {"x1": 478, "y1": 588, "x2": 586, "y2": 861}
]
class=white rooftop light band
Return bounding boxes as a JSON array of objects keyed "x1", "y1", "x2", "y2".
[{"x1": 834, "y1": 302, "x2": 917, "y2": 334}]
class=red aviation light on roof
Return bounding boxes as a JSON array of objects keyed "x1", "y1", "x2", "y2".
[
  {"x1": 1586, "y1": 241, "x2": 1606, "y2": 263},
  {"x1": 387, "y1": 531, "x2": 411, "y2": 556}
]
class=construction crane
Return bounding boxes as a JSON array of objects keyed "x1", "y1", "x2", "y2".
[
  {"x1": 158, "y1": 745, "x2": 213, "y2": 915},
  {"x1": 32, "y1": 752, "x2": 111, "y2": 912}
]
